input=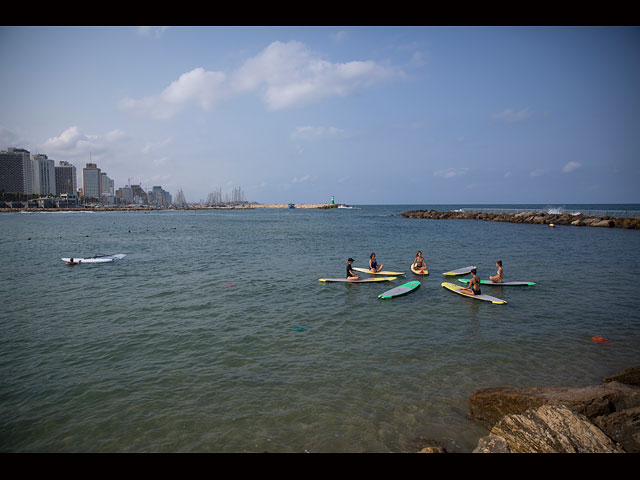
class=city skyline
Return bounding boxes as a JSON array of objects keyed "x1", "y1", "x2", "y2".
[{"x1": 1, "y1": 26, "x2": 639, "y2": 205}]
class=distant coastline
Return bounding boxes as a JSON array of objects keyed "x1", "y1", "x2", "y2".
[{"x1": 0, "y1": 203, "x2": 346, "y2": 212}]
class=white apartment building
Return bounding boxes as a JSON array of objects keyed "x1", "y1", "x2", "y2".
[{"x1": 32, "y1": 154, "x2": 56, "y2": 196}]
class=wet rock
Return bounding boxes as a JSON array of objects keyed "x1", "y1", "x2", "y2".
[
  {"x1": 467, "y1": 369, "x2": 640, "y2": 453},
  {"x1": 604, "y1": 366, "x2": 640, "y2": 387},
  {"x1": 473, "y1": 435, "x2": 511, "y2": 453},
  {"x1": 486, "y1": 405, "x2": 625, "y2": 453}
]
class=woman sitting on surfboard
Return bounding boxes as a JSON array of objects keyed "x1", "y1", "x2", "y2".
[
  {"x1": 412, "y1": 251, "x2": 428, "y2": 272},
  {"x1": 66, "y1": 257, "x2": 79, "y2": 266},
  {"x1": 460, "y1": 268, "x2": 481, "y2": 296},
  {"x1": 369, "y1": 253, "x2": 384, "y2": 273},
  {"x1": 489, "y1": 260, "x2": 503, "y2": 283},
  {"x1": 346, "y1": 258, "x2": 360, "y2": 281}
]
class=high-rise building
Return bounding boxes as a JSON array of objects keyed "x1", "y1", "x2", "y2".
[
  {"x1": 149, "y1": 186, "x2": 172, "y2": 207},
  {"x1": 32, "y1": 154, "x2": 56, "y2": 196},
  {"x1": 82, "y1": 163, "x2": 101, "y2": 199},
  {"x1": 101, "y1": 172, "x2": 114, "y2": 197},
  {"x1": 55, "y1": 161, "x2": 77, "y2": 195},
  {"x1": 0, "y1": 147, "x2": 33, "y2": 194}
]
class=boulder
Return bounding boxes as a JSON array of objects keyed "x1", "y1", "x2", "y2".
[
  {"x1": 592, "y1": 219, "x2": 614, "y2": 227},
  {"x1": 469, "y1": 381, "x2": 640, "y2": 427},
  {"x1": 604, "y1": 366, "x2": 640, "y2": 387},
  {"x1": 485, "y1": 405, "x2": 625, "y2": 453},
  {"x1": 468, "y1": 379, "x2": 640, "y2": 453}
]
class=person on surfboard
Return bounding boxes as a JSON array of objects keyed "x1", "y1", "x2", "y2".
[
  {"x1": 346, "y1": 258, "x2": 360, "y2": 281},
  {"x1": 412, "y1": 251, "x2": 428, "y2": 272},
  {"x1": 66, "y1": 257, "x2": 79, "y2": 266},
  {"x1": 489, "y1": 260, "x2": 503, "y2": 283},
  {"x1": 460, "y1": 268, "x2": 482, "y2": 296},
  {"x1": 369, "y1": 253, "x2": 384, "y2": 273}
]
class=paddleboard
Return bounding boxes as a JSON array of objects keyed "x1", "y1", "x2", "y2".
[
  {"x1": 378, "y1": 280, "x2": 421, "y2": 299},
  {"x1": 458, "y1": 278, "x2": 536, "y2": 286},
  {"x1": 410, "y1": 264, "x2": 429, "y2": 275},
  {"x1": 61, "y1": 254, "x2": 126, "y2": 264},
  {"x1": 441, "y1": 282, "x2": 507, "y2": 304},
  {"x1": 442, "y1": 266, "x2": 476, "y2": 276},
  {"x1": 353, "y1": 267, "x2": 405, "y2": 275},
  {"x1": 319, "y1": 277, "x2": 397, "y2": 283}
]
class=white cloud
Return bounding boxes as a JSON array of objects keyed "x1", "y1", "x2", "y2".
[
  {"x1": 40, "y1": 126, "x2": 130, "y2": 162},
  {"x1": 290, "y1": 125, "x2": 350, "y2": 141},
  {"x1": 120, "y1": 40, "x2": 403, "y2": 119},
  {"x1": 492, "y1": 108, "x2": 533, "y2": 123},
  {"x1": 137, "y1": 27, "x2": 167, "y2": 38},
  {"x1": 119, "y1": 68, "x2": 227, "y2": 120},
  {"x1": 562, "y1": 161, "x2": 582, "y2": 173},
  {"x1": 292, "y1": 174, "x2": 310, "y2": 183},
  {"x1": 529, "y1": 168, "x2": 547, "y2": 177},
  {"x1": 434, "y1": 168, "x2": 468, "y2": 179}
]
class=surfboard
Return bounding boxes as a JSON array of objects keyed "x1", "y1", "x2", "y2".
[
  {"x1": 442, "y1": 266, "x2": 476, "y2": 276},
  {"x1": 61, "y1": 254, "x2": 126, "y2": 264},
  {"x1": 378, "y1": 280, "x2": 421, "y2": 299},
  {"x1": 353, "y1": 267, "x2": 405, "y2": 275},
  {"x1": 441, "y1": 282, "x2": 507, "y2": 304},
  {"x1": 458, "y1": 278, "x2": 536, "y2": 286},
  {"x1": 319, "y1": 277, "x2": 397, "y2": 283},
  {"x1": 410, "y1": 264, "x2": 429, "y2": 275}
]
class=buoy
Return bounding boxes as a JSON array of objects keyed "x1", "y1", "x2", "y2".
[
  {"x1": 549, "y1": 223, "x2": 555, "y2": 228},
  {"x1": 592, "y1": 336, "x2": 611, "y2": 344}
]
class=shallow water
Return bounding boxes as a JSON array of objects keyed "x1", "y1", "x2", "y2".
[{"x1": 1, "y1": 205, "x2": 639, "y2": 452}]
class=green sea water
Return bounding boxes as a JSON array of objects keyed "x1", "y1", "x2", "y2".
[{"x1": 1, "y1": 205, "x2": 639, "y2": 452}]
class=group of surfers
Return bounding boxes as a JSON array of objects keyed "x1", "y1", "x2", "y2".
[{"x1": 346, "y1": 252, "x2": 504, "y2": 296}]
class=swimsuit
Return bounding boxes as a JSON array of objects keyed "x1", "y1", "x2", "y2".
[{"x1": 370, "y1": 261, "x2": 377, "y2": 270}]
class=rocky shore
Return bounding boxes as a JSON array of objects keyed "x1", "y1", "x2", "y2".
[
  {"x1": 419, "y1": 366, "x2": 640, "y2": 453},
  {"x1": 397, "y1": 209, "x2": 640, "y2": 229}
]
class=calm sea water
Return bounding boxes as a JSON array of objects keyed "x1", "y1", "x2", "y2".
[{"x1": 1, "y1": 204, "x2": 639, "y2": 452}]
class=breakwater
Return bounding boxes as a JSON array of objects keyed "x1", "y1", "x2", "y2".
[{"x1": 397, "y1": 209, "x2": 640, "y2": 229}]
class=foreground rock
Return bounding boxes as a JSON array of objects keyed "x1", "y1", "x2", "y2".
[
  {"x1": 468, "y1": 366, "x2": 640, "y2": 453},
  {"x1": 397, "y1": 209, "x2": 640, "y2": 229},
  {"x1": 476, "y1": 405, "x2": 625, "y2": 453}
]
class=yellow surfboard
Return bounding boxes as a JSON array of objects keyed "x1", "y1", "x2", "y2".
[
  {"x1": 441, "y1": 282, "x2": 506, "y2": 304},
  {"x1": 410, "y1": 264, "x2": 429, "y2": 275},
  {"x1": 319, "y1": 277, "x2": 397, "y2": 283},
  {"x1": 352, "y1": 267, "x2": 405, "y2": 276}
]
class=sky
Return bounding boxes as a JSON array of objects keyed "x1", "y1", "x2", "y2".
[{"x1": 1, "y1": 26, "x2": 639, "y2": 205}]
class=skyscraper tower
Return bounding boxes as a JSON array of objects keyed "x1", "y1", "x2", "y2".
[
  {"x1": 0, "y1": 147, "x2": 33, "y2": 194},
  {"x1": 82, "y1": 162, "x2": 102, "y2": 199}
]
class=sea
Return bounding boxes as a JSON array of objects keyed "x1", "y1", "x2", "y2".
[{"x1": 1, "y1": 204, "x2": 639, "y2": 452}]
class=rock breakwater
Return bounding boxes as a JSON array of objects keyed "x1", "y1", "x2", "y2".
[{"x1": 397, "y1": 209, "x2": 640, "y2": 229}]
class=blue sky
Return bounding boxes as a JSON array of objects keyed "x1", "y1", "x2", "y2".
[{"x1": 1, "y1": 26, "x2": 638, "y2": 204}]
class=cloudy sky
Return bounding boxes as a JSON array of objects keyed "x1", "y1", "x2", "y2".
[{"x1": 1, "y1": 26, "x2": 638, "y2": 204}]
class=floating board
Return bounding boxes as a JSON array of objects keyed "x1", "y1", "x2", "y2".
[
  {"x1": 410, "y1": 264, "x2": 429, "y2": 275},
  {"x1": 61, "y1": 254, "x2": 126, "y2": 264},
  {"x1": 353, "y1": 267, "x2": 405, "y2": 275},
  {"x1": 378, "y1": 280, "x2": 421, "y2": 299},
  {"x1": 442, "y1": 266, "x2": 476, "y2": 276},
  {"x1": 441, "y1": 282, "x2": 507, "y2": 304},
  {"x1": 319, "y1": 277, "x2": 397, "y2": 283},
  {"x1": 458, "y1": 278, "x2": 536, "y2": 286}
]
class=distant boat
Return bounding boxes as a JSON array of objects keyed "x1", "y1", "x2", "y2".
[
  {"x1": 288, "y1": 203, "x2": 295, "y2": 209},
  {"x1": 338, "y1": 204, "x2": 355, "y2": 209}
]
